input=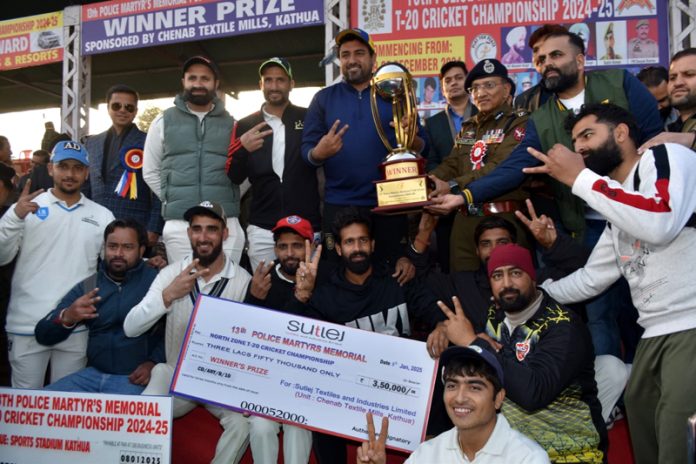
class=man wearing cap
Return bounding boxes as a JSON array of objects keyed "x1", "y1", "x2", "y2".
[
  {"x1": 501, "y1": 26, "x2": 528, "y2": 65},
  {"x1": 356, "y1": 345, "x2": 549, "y2": 464},
  {"x1": 124, "y1": 201, "x2": 251, "y2": 464},
  {"x1": 437, "y1": 243, "x2": 606, "y2": 462},
  {"x1": 301, "y1": 28, "x2": 428, "y2": 271},
  {"x1": 628, "y1": 20, "x2": 658, "y2": 60},
  {"x1": 0, "y1": 141, "x2": 115, "y2": 388},
  {"x1": 84, "y1": 84, "x2": 164, "y2": 256},
  {"x1": 143, "y1": 55, "x2": 244, "y2": 264},
  {"x1": 242, "y1": 214, "x2": 315, "y2": 464},
  {"x1": 427, "y1": 58, "x2": 531, "y2": 272},
  {"x1": 227, "y1": 57, "x2": 320, "y2": 271}
]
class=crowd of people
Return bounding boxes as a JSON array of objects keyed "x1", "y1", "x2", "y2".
[{"x1": 1, "y1": 23, "x2": 695, "y2": 464}]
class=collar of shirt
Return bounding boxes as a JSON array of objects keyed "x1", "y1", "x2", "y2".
[
  {"x1": 47, "y1": 189, "x2": 86, "y2": 209},
  {"x1": 446, "y1": 414, "x2": 513, "y2": 461},
  {"x1": 182, "y1": 253, "x2": 239, "y2": 288},
  {"x1": 274, "y1": 263, "x2": 295, "y2": 284}
]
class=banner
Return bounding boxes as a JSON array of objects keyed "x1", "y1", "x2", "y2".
[
  {"x1": 0, "y1": 388, "x2": 172, "y2": 464},
  {"x1": 353, "y1": 0, "x2": 669, "y2": 118},
  {"x1": 81, "y1": 0, "x2": 324, "y2": 55},
  {"x1": 0, "y1": 12, "x2": 63, "y2": 71},
  {"x1": 171, "y1": 295, "x2": 438, "y2": 453}
]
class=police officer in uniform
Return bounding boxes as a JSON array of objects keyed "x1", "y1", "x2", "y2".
[
  {"x1": 428, "y1": 59, "x2": 531, "y2": 272},
  {"x1": 628, "y1": 20, "x2": 658, "y2": 60}
]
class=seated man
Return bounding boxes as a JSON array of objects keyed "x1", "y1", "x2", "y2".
[
  {"x1": 124, "y1": 201, "x2": 251, "y2": 464},
  {"x1": 356, "y1": 345, "x2": 549, "y2": 463},
  {"x1": 437, "y1": 244, "x2": 606, "y2": 463},
  {"x1": 35, "y1": 219, "x2": 163, "y2": 394},
  {"x1": 291, "y1": 207, "x2": 445, "y2": 464},
  {"x1": 241, "y1": 214, "x2": 316, "y2": 464}
]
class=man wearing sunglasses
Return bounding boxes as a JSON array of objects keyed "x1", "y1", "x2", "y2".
[{"x1": 84, "y1": 84, "x2": 164, "y2": 261}]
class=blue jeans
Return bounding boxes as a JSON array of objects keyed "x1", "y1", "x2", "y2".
[{"x1": 45, "y1": 366, "x2": 145, "y2": 395}]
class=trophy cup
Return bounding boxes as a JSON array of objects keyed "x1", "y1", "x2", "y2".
[{"x1": 371, "y1": 62, "x2": 432, "y2": 214}]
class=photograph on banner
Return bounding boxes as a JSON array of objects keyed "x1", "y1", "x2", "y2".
[
  {"x1": 170, "y1": 295, "x2": 438, "y2": 453},
  {"x1": 80, "y1": 0, "x2": 324, "y2": 55},
  {"x1": 0, "y1": 11, "x2": 63, "y2": 71},
  {"x1": 0, "y1": 388, "x2": 172, "y2": 464}
]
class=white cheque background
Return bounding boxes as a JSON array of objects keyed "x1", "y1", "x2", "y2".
[{"x1": 171, "y1": 295, "x2": 438, "y2": 452}]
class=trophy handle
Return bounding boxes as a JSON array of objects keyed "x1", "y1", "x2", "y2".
[{"x1": 371, "y1": 85, "x2": 395, "y2": 152}]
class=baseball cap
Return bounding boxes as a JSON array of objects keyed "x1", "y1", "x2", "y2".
[
  {"x1": 182, "y1": 55, "x2": 220, "y2": 80},
  {"x1": 259, "y1": 57, "x2": 293, "y2": 79},
  {"x1": 183, "y1": 201, "x2": 227, "y2": 224},
  {"x1": 51, "y1": 140, "x2": 89, "y2": 166},
  {"x1": 272, "y1": 215, "x2": 313, "y2": 241},
  {"x1": 440, "y1": 345, "x2": 504, "y2": 385},
  {"x1": 335, "y1": 28, "x2": 375, "y2": 53}
]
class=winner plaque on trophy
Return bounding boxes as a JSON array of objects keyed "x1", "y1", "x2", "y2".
[{"x1": 371, "y1": 62, "x2": 432, "y2": 214}]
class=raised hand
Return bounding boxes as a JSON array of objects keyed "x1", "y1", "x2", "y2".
[
  {"x1": 62, "y1": 288, "x2": 101, "y2": 326},
  {"x1": 14, "y1": 180, "x2": 45, "y2": 219},
  {"x1": 356, "y1": 412, "x2": 389, "y2": 464},
  {"x1": 162, "y1": 259, "x2": 210, "y2": 308},
  {"x1": 312, "y1": 120, "x2": 349, "y2": 161},
  {"x1": 240, "y1": 121, "x2": 273, "y2": 152},
  {"x1": 437, "y1": 296, "x2": 476, "y2": 347},
  {"x1": 250, "y1": 259, "x2": 274, "y2": 300},
  {"x1": 515, "y1": 198, "x2": 557, "y2": 249},
  {"x1": 294, "y1": 241, "x2": 322, "y2": 302},
  {"x1": 523, "y1": 144, "x2": 586, "y2": 187}
]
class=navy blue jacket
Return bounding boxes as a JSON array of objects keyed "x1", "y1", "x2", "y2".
[
  {"x1": 35, "y1": 260, "x2": 164, "y2": 375},
  {"x1": 301, "y1": 81, "x2": 429, "y2": 206}
]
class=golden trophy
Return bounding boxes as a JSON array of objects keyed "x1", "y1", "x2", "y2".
[{"x1": 371, "y1": 62, "x2": 431, "y2": 214}]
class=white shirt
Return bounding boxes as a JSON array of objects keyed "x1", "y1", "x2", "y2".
[
  {"x1": 123, "y1": 253, "x2": 251, "y2": 365},
  {"x1": 262, "y1": 107, "x2": 286, "y2": 180},
  {"x1": 405, "y1": 415, "x2": 549, "y2": 463},
  {"x1": 0, "y1": 190, "x2": 115, "y2": 334},
  {"x1": 559, "y1": 89, "x2": 586, "y2": 114}
]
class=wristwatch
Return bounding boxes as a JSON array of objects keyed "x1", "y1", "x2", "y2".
[{"x1": 448, "y1": 180, "x2": 461, "y2": 195}]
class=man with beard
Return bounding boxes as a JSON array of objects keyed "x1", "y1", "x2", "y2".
[
  {"x1": 143, "y1": 56, "x2": 244, "y2": 264},
  {"x1": 429, "y1": 27, "x2": 658, "y2": 360},
  {"x1": 355, "y1": 345, "x2": 549, "y2": 464},
  {"x1": 290, "y1": 207, "x2": 445, "y2": 464},
  {"x1": 35, "y1": 219, "x2": 163, "y2": 394},
  {"x1": 525, "y1": 102, "x2": 696, "y2": 464},
  {"x1": 0, "y1": 141, "x2": 115, "y2": 388},
  {"x1": 437, "y1": 244, "x2": 605, "y2": 462},
  {"x1": 84, "y1": 84, "x2": 164, "y2": 258},
  {"x1": 301, "y1": 28, "x2": 427, "y2": 277},
  {"x1": 242, "y1": 214, "x2": 315, "y2": 464},
  {"x1": 227, "y1": 58, "x2": 320, "y2": 270},
  {"x1": 427, "y1": 58, "x2": 531, "y2": 272},
  {"x1": 637, "y1": 66, "x2": 680, "y2": 129},
  {"x1": 124, "y1": 201, "x2": 251, "y2": 464},
  {"x1": 638, "y1": 48, "x2": 696, "y2": 152}
]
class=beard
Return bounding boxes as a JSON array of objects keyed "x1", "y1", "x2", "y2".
[
  {"x1": 342, "y1": 64, "x2": 372, "y2": 86},
  {"x1": 542, "y1": 63, "x2": 580, "y2": 93},
  {"x1": 183, "y1": 87, "x2": 215, "y2": 106},
  {"x1": 105, "y1": 257, "x2": 130, "y2": 280},
  {"x1": 341, "y1": 251, "x2": 372, "y2": 275},
  {"x1": 671, "y1": 90, "x2": 696, "y2": 112},
  {"x1": 584, "y1": 136, "x2": 623, "y2": 177},
  {"x1": 193, "y1": 240, "x2": 223, "y2": 267},
  {"x1": 279, "y1": 257, "x2": 300, "y2": 276},
  {"x1": 495, "y1": 287, "x2": 533, "y2": 313}
]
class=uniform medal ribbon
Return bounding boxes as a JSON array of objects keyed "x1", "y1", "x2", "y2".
[
  {"x1": 114, "y1": 147, "x2": 144, "y2": 199},
  {"x1": 470, "y1": 140, "x2": 487, "y2": 170}
]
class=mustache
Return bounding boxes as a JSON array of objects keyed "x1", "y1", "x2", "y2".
[{"x1": 348, "y1": 251, "x2": 369, "y2": 260}]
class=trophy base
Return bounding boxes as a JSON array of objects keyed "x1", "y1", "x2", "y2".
[{"x1": 372, "y1": 174, "x2": 432, "y2": 215}]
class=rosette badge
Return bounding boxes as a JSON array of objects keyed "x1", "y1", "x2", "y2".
[
  {"x1": 370, "y1": 62, "x2": 433, "y2": 214},
  {"x1": 114, "y1": 147, "x2": 144, "y2": 199}
]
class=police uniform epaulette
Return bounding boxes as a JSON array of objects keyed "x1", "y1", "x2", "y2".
[{"x1": 515, "y1": 109, "x2": 528, "y2": 118}]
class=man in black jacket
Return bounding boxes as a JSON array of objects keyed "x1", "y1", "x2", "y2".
[
  {"x1": 227, "y1": 57, "x2": 320, "y2": 270},
  {"x1": 291, "y1": 207, "x2": 445, "y2": 464}
]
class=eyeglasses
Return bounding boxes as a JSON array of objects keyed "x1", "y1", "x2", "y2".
[
  {"x1": 110, "y1": 102, "x2": 136, "y2": 113},
  {"x1": 467, "y1": 81, "x2": 503, "y2": 94}
]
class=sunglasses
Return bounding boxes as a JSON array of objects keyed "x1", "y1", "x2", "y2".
[{"x1": 110, "y1": 102, "x2": 136, "y2": 113}]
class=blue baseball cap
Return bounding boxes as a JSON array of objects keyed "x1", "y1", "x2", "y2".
[
  {"x1": 336, "y1": 28, "x2": 375, "y2": 53},
  {"x1": 440, "y1": 345, "x2": 504, "y2": 385},
  {"x1": 51, "y1": 140, "x2": 89, "y2": 166}
]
